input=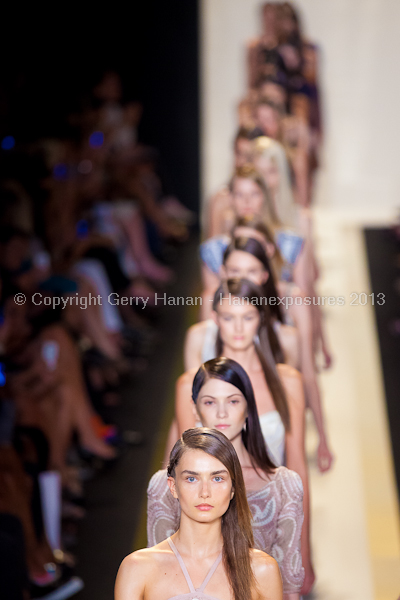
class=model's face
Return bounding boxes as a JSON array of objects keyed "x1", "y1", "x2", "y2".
[
  {"x1": 168, "y1": 449, "x2": 234, "y2": 522},
  {"x1": 232, "y1": 178, "x2": 264, "y2": 218},
  {"x1": 254, "y1": 155, "x2": 280, "y2": 194},
  {"x1": 215, "y1": 300, "x2": 260, "y2": 352},
  {"x1": 256, "y1": 105, "x2": 280, "y2": 139},
  {"x1": 195, "y1": 379, "x2": 247, "y2": 442},
  {"x1": 234, "y1": 138, "x2": 253, "y2": 169},
  {"x1": 222, "y1": 250, "x2": 268, "y2": 287},
  {"x1": 259, "y1": 82, "x2": 287, "y2": 110},
  {"x1": 279, "y1": 11, "x2": 297, "y2": 37},
  {"x1": 262, "y1": 5, "x2": 278, "y2": 34}
]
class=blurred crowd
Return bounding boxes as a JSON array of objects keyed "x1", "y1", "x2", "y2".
[{"x1": 0, "y1": 70, "x2": 195, "y2": 599}]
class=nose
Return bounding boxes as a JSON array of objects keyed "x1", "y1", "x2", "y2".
[
  {"x1": 200, "y1": 479, "x2": 211, "y2": 499},
  {"x1": 234, "y1": 317, "x2": 243, "y2": 333},
  {"x1": 243, "y1": 193, "x2": 251, "y2": 206},
  {"x1": 216, "y1": 400, "x2": 228, "y2": 419}
]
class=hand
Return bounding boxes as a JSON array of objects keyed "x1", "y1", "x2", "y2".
[
  {"x1": 300, "y1": 561, "x2": 315, "y2": 596},
  {"x1": 317, "y1": 440, "x2": 334, "y2": 473},
  {"x1": 322, "y1": 346, "x2": 333, "y2": 369}
]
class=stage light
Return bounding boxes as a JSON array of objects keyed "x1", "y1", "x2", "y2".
[
  {"x1": 89, "y1": 131, "x2": 104, "y2": 148},
  {"x1": 53, "y1": 163, "x2": 68, "y2": 180},
  {"x1": 1, "y1": 136, "x2": 15, "y2": 150},
  {"x1": 0, "y1": 364, "x2": 6, "y2": 387},
  {"x1": 76, "y1": 219, "x2": 89, "y2": 239}
]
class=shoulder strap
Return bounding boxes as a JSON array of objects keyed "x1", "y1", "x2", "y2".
[
  {"x1": 167, "y1": 537, "x2": 195, "y2": 593},
  {"x1": 198, "y1": 553, "x2": 223, "y2": 593}
]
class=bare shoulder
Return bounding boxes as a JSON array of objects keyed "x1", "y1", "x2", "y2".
[
  {"x1": 251, "y1": 548, "x2": 278, "y2": 569},
  {"x1": 276, "y1": 362, "x2": 301, "y2": 382},
  {"x1": 185, "y1": 321, "x2": 208, "y2": 345},
  {"x1": 119, "y1": 543, "x2": 170, "y2": 574},
  {"x1": 276, "y1": 364, "x2": 304, "y2": 411},
  {"x1": 115, "y1": 548, "x2": 157, "y2": 597},
  {"x1": 116, "y1": 544, "x2": 172, "y2": 599},
  {"x1": 251, "y1": 549, "x2": 281, "y2": 581},
  {"x1": 250, "y1": 550, "x2": 283, "y2": 600},
  {"x1": 210, "y1": 185, "x2": 230, "y2": 203},
  {"x1": 176, "y1": 368, "x2": 197, "y2": 389},
  {"x1": 278, "y1": 323, "x2": 298, "y2": 340},
  {"x1": 247, "y1": 37, "x2": 261, "y2": 50}
]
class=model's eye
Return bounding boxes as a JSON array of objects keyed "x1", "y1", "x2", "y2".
[
  {"x1": 230, "y1": 399, "x2": 239, "y2": 404},
  {"x1": 203, "y1": 400, "x2": 214, "y2": 406},
  {"x1": 244, "y1": 315, "x2": 255, "y2": 321},
  {"x1": 186, "y1": 477, "x2": 196, "y2": 483},
  {"x1": 213, "y1": 476, "x2": 224, "y2": 482},
  {"x1": 222, "y1": 315, "x2": 233, "y2": 321}
]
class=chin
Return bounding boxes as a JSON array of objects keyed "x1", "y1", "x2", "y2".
[{"x1": 230, "y1": 341, "x2": 253, "y2": 351}]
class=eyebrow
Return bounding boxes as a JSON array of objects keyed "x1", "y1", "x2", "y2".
[
  {"x1": 200, "y1": 393, "x2": 243, "y2": 399},
  {"x1": 181, "y1": 469, "x2": 229, "y2": 476}
]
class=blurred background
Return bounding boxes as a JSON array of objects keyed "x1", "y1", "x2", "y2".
[{"x1": 1, "y1": 1, "x2": 400, "y2": 599}]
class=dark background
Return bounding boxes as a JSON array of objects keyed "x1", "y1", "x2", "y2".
[
  {"x1": 365, "y1": 228, "x2": 400, "y2": 502},
  {"x1": 0, "y1": 0, "x2": 200, "y2": 214}
]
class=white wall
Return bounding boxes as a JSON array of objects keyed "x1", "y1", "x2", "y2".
[{"x1": 201, "y1": 0, "x2": 400, "y2": 215}]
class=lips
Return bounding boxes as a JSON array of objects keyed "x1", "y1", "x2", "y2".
[
  {"x1": 195, "y1": 504, "x2": 213, "y2": 511},
  {"x1": 215, "y1": 424, "x2": 230, "y2": 430}
]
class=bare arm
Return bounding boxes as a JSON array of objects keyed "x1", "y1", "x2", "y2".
[
  {"x1": 278, "y1": 365, "x2": 314, "y2": 596},
  {"x1": 276, "y1": 324, "x2": 300, "y2": 369},
  {"x1": 175, "y1": 370, "x2": 197, "y2": 436},
  {"x1": 289, "y1": 300, "x2": 333, "y2": 472},
  {"x1": 183, "y1": 322, "x2": 207, "y2": 372},
  {"x1": 207, "y1": 188, "x2": 232, "y2": 238},
  {"x1": 247, "y1": 40, "x2": 261, "y2": 90},
  {"x1": 200, "y1": 264, "x2": 220, "y2": 320}
]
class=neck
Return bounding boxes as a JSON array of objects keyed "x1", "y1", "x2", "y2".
[
  {"x1": 229, "y1": 431, "x2": 252, "y2": 467},
  {"x1": 222, "y1": 343, "x2": 260, "y2": 372},
  {"x1": 174, "y1": 518, "x2": 223, "y2": 559}
]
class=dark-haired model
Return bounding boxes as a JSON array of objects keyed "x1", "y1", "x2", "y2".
[
  {"x1": 149, "y1": 359, "x2": 304, "y2": 600},
  {"x1": 116, "y1": 428, "x2": 282, "y2": 600}
]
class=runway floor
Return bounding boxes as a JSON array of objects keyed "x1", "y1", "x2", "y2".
[{"x1": 307, "y1": 208, "x2": 400, "y2": 600}]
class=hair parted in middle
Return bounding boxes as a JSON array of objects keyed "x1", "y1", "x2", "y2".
[
  {"x1": 192, "y1": 357, "x2": 277, "y2": 474},
  {"x1": 229, "y1": 163, "x2": 281, "y2": 231},
  {"x1": 167, "y1": 427, "x2": 256, "y2": 600},
  {"x1": 223, "y1": 235, "x2": 284, "y2": 324},
  {"x1": 212, "y1": 278, "x2": 290, "y2": 431}
]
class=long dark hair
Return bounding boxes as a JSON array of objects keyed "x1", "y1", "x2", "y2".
[
  {"x1": 213, "y1": 278, "x2": 290, "y2": 431},
  {"x1": 168, "y1": 428, "x2": 256, "y2": 600},
  {"x1": 192, "y1": 357, "x2": 276, "y2": 474},
  {"x1": 223, "y1": 235, "x2": 284, "y2": 323},
  {"x1": 233, "y1": 215, "x2": 285, "y2": 285}
]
